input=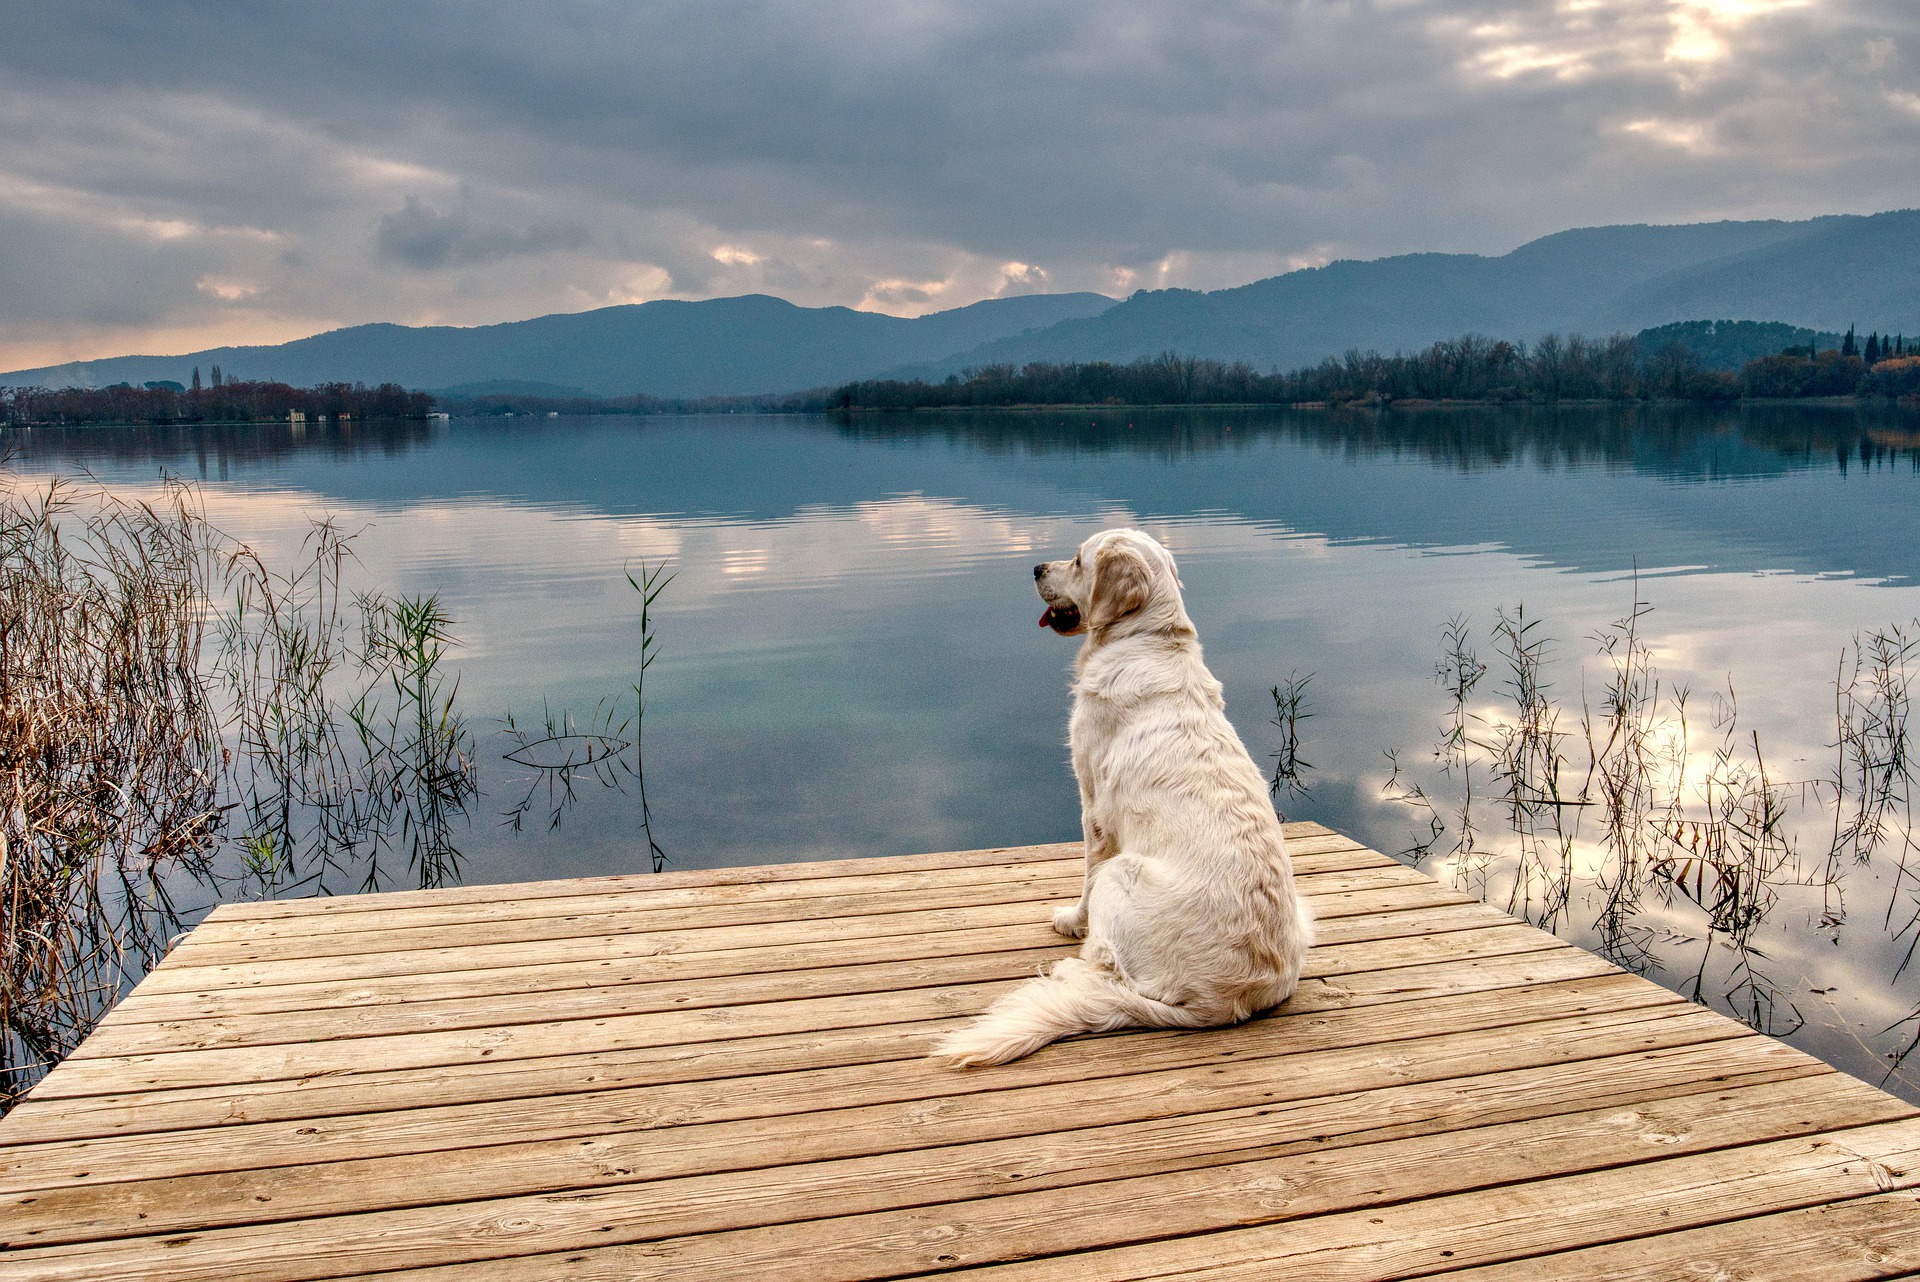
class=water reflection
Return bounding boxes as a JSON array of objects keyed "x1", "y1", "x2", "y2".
[
  {"x1": 6, "y1": 404, "x2": 1920, "y2": 1105},
  {"x1": 834, "y1": 401, "x2": 1920, "y2": 478}
]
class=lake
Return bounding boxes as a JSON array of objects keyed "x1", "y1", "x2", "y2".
[{"x1": 8, "y1": 401, "x2": 1920, "y2": 1100}]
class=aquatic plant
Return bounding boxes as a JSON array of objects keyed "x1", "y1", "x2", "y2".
[
  {"x1": 0, "y1": 480, "x2": 227, "y2": 1102},
  {"x1": 628, "y1": 560, "x2": 673, "y2": 874},
  {"x1": 1384, "y1": 594, "x2": 1841, "y2": 1046},
  {"x1": 497, "y1": 560, "x2": 672, "y2": 872},
  {"x1": 0, "y1": 473, "x2": 609, "y2": 1107},
  {"x1": 1267, "y1": 670, "x2": 1314, "y2": 805}
]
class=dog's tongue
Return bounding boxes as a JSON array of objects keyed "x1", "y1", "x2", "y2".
[{"x1": 1039, "y1": 606, "x2": 1054, "y2": 628}]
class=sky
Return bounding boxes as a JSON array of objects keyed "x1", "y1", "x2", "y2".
[{"x1": 3, "y1": 0, "x2": 1919, "y2": 370}]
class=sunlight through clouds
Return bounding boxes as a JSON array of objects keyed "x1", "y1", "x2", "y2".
[{"x1": 1622, "y1": 116, "x2": 1719, "y2": 151}]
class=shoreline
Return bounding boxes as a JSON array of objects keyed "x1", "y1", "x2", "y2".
[{"x1": 835, "y1": 394, "x2": 1915, "y2": 413}]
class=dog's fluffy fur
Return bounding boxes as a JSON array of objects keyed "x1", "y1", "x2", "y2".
[{"x1": 930, "y1": 528, "x2": 1313, "y2": 1068}]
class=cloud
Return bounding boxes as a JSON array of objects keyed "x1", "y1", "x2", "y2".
[
  {"x1": 374, "y1": 196, "x2": 587, "y2": 270},
  {"x1": 1, "y1": 0, "x2": 1917, "y2": 368}
]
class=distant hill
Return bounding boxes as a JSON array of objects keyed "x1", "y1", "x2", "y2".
[
  {"x1": 1634, "y1": 321, "x2": 1845, "y2": 370},
  {"x1": 1, "y1": 293, "x2": 1117, "y2": 399},
  {"x1": 889, "y1": 210, "x2": 1920, "y2": 380}
]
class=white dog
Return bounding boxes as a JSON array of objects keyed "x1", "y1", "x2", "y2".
[{"x1": 931, "y1": 527, "x2": 1313, "y2": 1068}]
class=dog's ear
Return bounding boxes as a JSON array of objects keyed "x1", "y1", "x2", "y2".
[{"x1": 1089, "y1": 543, "x2": 1151, "y2": 629}]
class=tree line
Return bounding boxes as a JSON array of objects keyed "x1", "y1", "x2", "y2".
[
  {"x1": 1, "y1": 377, "x2": 433, "y2": 427},
  {"x1": 830, "y1": 331, "x2": 1920, "y2": 410}
]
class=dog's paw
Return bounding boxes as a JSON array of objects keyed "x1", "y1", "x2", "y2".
[{"x1": 1051, "y1": 905, "x2": 1089, "y2": 939}]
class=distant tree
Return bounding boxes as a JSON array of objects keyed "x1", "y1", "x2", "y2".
[
  {"x1": 191, "y1": 366, "x2": 202, "y2": 393},
  {"x1": 1865, "y1": 333, "x2": 1881, "y2": 365},
  {"x1": 1842, "y1": 325, "x2": 1857, "y2": 357},
  {"x1": 210, "y1": 365, "x2": 223, "y2": 388}
]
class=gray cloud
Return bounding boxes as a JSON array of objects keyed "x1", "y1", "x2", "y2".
[
  {"x1": 374, "y1": 197, "x2": 588, "y2": 270},
  {"x1": 2, "y1": 0, "x2": 1918, "y2": 367}
]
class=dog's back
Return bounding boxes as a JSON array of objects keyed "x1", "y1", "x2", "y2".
[{"x1": 931, "y1": 528, "x2": 1311, "y2": 1068}]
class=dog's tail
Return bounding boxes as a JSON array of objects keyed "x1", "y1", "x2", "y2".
[{"x1": 928, "y1": 957, "x2": 1205, "y2": 1068}]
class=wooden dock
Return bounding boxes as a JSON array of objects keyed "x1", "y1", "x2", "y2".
[{"x1": 2, "y1": 822, "x2": 1918, "y2": 1280}]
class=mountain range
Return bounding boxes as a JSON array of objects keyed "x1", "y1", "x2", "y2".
[
  {"x1": 887, "y1": 210, "x2": 1920, "y2": 381},
  {"x1": 3, "y1": 293, "x2": 1116, "y2": 399},
  {"x1": 8, "y1": 209, "x2": 1917, "y2": 397}
]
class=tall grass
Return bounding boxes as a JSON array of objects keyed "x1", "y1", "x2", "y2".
[
  {"x1": 216, "y1": 520, "x2": 477, "y2": 896},
  {"x1": 0, "y1": 475, "x2": 668, "y2": 1107},
  {"x1": 0, "y1": 480, "x2": 227, "y2": 1102}
]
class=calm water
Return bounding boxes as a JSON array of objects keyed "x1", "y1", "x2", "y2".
[{"x1": 9, "y1": 402, "x2": 1920, "y2": 1098}]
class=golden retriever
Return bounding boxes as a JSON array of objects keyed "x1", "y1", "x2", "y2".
[{"x1": 931, "y1": 527, "x2": 1313, "y2": 1067}]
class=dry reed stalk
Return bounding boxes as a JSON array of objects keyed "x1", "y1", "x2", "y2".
[
  {"x1": 0, "y1": 479, "x2": 228, "y2": 1104},
  {"x1": 1, "y1": 474, "x2": 488, "y2": 1108}
]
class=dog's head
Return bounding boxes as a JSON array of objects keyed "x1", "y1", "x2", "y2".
[{"x1": 1034, "y1": 528, "x2": 1188, "y2": 641}]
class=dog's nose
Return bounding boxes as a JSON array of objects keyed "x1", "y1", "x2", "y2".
[{"x1": 1033, "y1": 563, "x2": 1046, "y2": 580}]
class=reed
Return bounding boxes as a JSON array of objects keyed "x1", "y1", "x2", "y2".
[
  {"x1": 628, "y1": 560, "x2": 673, "y2": 874},
  {"x1": 496, "y1": 560, "x2": 672, "y2": 873},
  {"x1": 1, "y1": 479, "x2": 227, "y2": 1102},
  {"x1": 1432, "y1": 614, "x2": 1489, "y2": 883},
  {"x1": 0, "y1": 474, "x2": 671, "y2": 1108},
  {"x1": 1267, "y1": 670, "x2": 1314, "y2": 806},
  {"x1": 1380, "y1": 594, "x2": 1920, "y2": 1058}
]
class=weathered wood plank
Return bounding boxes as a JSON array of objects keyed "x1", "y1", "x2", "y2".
[
  {"x1": 0, "y1": 972, "x2": 1700, "y2": 1194},
  {"x1": 2, "y1": 961, "x2": 1644, "y2": 1146},
  {"x1": 144, "y1": 862, "x2": 1445, "y2": 992},
  {"x1": 159, "y1": 859, "x2": 1441, "y2": 968},
  {"x1": 12, "y1": 1073, "x2": 1900, "y2": 1282},
  {"x1": 104, "y1": 894, "x2": 1510, "y2": 1027},
  {"x1": 172, "y1": 866, "x2": 1090, "y2": 954},
  {"x1": 178, "y1": 852, "x2": 1408, "y2": 950},
  {"x1": 297, "y1": 1116, "x2": 1920, "y2": 1282},
  {"x1": 935, "y1": 1119, "x2": 1920, "y2": 1282},
  {"x1": 3, "y1": 1031, "x2": 1820, "y2": 1249},
  {"x1": 1429, "y1": 1189, "x2": 1920, "y2": 1281},
  {"x1": 206, "y1": 843, "x2": 1090, "y2": 922},
  {"x1": 73, "y1": 923, "x2": 1569, "y2": 1059},
  {"x1": 196, "y1": 824, "x2": 1351, "y2": 923},
  {"x1": 23, "y1": 944, "x2": 1626, "y2": 1102},
  {"x1": 114, "y1": 864, "x2": 1473, "y2": 1009}
]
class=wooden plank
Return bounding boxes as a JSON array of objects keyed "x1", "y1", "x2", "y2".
[
  {"x1": 176, "y1": 847, "x2": 1388, "y2": 950},
  {"x1": 924, "y1": 1118, "x2": 1920, "y2": 1282},
  {"x1": 102, "y1": 894, "x2": 1511, "y2": 1027},
  {"x1": 2, "y1": 1028, "x2": 1817, "y2": 1249},
  {"x1": 0, "y1": 972, "x2": 1700, "y2": 1194},
  {"x1": 0, "y1": 1049, "x2": 1840, "y2": 1263},
  {"x1": 347, "y1": 1114, "x2": 1920, "y2": 1282},
  {"x1": 202, "y1": 832, "x2": 1374, "y2": 921},
  {"x1": 23, "y1": 943, "x2": 1627, "y2": 1102},
  {"x1": 197, "y1": 824, "x2": 1354, "y2": 922},
  {"x1": 156, "y1": 860, "x2": 1439, "y2": 968},
  {"x1": 1429, "y1": 1189, "x2": 1920, "y2": 1281},
  {"x1": 178, "y1": 854, "x2": 1409, "y2": 954},
  {"x1": 7, "y1": 1064, "x2": 1897, "y2": 1281},
  {"x1": 206, "y1": 843, "x2": 1089, "y2": 922},
  {"x1": 3, "y1": 959, "x2": 1645, "y2": 1145},
  {"x1": 174, "y1": 863, "x2": 1092, "y2": 951},
  {"x1": 126, "y1": 859, "x2": 1440, "y2": 996},
  {"x1": 102, "y1": 888, "x2": 1511, "y2": 1033},
  {"x1": 72, "y1": 922, "x2": 1570, "y2": 1059}
]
